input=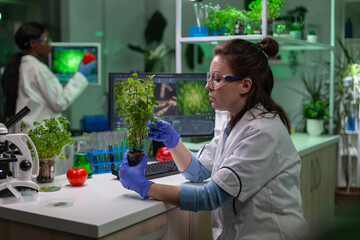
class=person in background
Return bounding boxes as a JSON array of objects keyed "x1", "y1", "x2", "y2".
[
  {"x1": 1, "y1": 21, "x2": 96, "y2": 132},
  {"x1": 119, "y1": 37, "x2": 309, "y2": 239}
]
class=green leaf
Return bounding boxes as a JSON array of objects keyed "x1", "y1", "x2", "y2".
[
  {"x1": 122, "y1": 73, "x2": 159, "y2": 150},
  {"x1": 24, "y1": 116, "x2": 74, "y2": 160}
]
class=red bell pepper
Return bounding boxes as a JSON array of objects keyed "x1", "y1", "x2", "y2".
[
  {"x1": 82, "y1": 52, "x2": 96, "y2": 64},
  {"x1": 156, "y1": 146, "x2": 173, "y2": 162}
]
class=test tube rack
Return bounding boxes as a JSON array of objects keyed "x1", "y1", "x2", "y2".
[
  {"x1": 87, "y1": 149, "x2": 126, "y2": 174},
  {"x1": 87, "y1": 147, "x2": 146, "y2": 174}
]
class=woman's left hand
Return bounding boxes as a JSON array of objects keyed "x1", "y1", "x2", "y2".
[{"x1": 119, "y1": 151, "x2": 154, "y2": 199}]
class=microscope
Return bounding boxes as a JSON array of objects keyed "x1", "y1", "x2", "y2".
[{"x1": 0, "y1": 107, "x2": 39, "y2": 199}]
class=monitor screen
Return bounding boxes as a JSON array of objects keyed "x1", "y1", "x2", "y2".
[
  {"x1": 109, "y1": 73, "x2": 215, "y2": 136},
  {"x1": 49, "y1": 42, "x2": 101, "y2": 85}
]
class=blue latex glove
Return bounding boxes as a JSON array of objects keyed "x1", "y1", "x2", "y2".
[
  {"x1": 77, "y1": 60, "x2": 97, "y2": 77},
  {"x1": 147, "y1": 118, "x2": 180, "y2": 149},
  {"x1": 119, "y1": 151, "x2": 154, "y2": 199}
]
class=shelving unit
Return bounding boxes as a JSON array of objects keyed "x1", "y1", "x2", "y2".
[
  {"x1": 175, "y1": 0, "x2": 335, "y2": 134},
  {"x1": 339, "y1": 0, "x2": 360, "y2": 186}
]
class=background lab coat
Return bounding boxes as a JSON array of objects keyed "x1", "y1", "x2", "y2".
[
  {"x1": 14, "y1": 55, "x2": 88, "y2": 132},
  {"x1": 199, "y1": 107, "x2": 309, "y2": 240}
]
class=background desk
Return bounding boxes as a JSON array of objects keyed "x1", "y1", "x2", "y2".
[{"x1": 0, "y1": 133, "x2": 339, "y2": 240}]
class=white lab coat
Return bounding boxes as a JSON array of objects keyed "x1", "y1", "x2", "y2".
[
  {"x1": 199, "y1": 107, "x2": 309, "y2": 240},
  {"x1": 13, "y1": 55, "x2": 88, "y2": 132}
]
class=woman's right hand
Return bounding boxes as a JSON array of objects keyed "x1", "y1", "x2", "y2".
[
  {"x1": 77, "y1": 60, "x2": 97, "y2": 77},
  {"x1": 147, "y1": 118, "x2": 180, "y2": 149}
]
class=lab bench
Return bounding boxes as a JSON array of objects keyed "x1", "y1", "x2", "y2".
[{"x1": 0, "y1": 133, "x2": 339, "y2": 240}]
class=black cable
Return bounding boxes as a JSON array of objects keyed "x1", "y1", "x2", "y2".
[{"x1": 220, "y1": 166, "x2": 242, "y2": 215}]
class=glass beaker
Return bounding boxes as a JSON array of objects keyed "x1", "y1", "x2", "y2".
[{"x1": 73, "y1": 141, "x2": 93, "y2": 178}]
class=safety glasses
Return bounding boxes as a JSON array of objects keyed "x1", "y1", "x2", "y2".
[
  {"x1": 206, "y1": 72, "x2": 243, "y2": 90},
  {"x1": 35, "y1": 37, "x2": 52, "y2": 45}
]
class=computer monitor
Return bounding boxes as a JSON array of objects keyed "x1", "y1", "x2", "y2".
[
  {"x1": 49, "y1": 42, "x2": 101, "y2": 85},
  {"x1": 109, "y1": 73, "x2": 215, "y2": 136}
]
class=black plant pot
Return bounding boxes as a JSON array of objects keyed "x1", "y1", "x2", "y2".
[
  {"x1": 127, "y1": 150, "x2": 145, "y2": 166},
  {"x1": 335, "y1": 186, "x2": 360, "y2": 215}
]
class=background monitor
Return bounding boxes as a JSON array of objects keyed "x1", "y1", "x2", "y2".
[
  {"x1": 109, "y1": 73, "x2": 215, "y2": 136},
  {"x1": 49, "y1": 42, "x2": 101, "y2": 85}
]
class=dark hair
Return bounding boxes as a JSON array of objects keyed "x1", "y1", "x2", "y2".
[
  {"x1": 1, "y1": 22, "x2": 45, "y2": 119},
  {"x1": 213, "y1": 38, "x2": 291, "y2": 133}
]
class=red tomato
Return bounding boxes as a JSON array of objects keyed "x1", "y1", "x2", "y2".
[
  {"x1": 156, "y1": 146, "x2": 173, "y2": 162},
  {"x1": 82, "y1": 52, "x2": 96, "y2": 64},
  {"x1": 67, "y1": 167, "x2": 88, "y2": 186}
]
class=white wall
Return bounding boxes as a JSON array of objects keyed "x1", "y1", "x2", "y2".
[{"x1": 60, "y1": 0, "x2": 148, "y2": 130}]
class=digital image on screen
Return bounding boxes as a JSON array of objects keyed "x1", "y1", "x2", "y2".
[
  {"x1": 153, "y1": 83, "x2": 177, "y2": 116},
  {"x1": 113, "y1": 80, "x2": 128, "y2": 117},
  {"x1": 109, "y1": 73, "x2": 215, "y2": 136},
  {"x1": 176, "y1": 80, "x2": 213, "y2": 116},
  {"x1": 50, "y1": 45, "x2": 99, "y2": 84},
  {"x1": 113, "y1": 77, "x2": 155, "y2": 118}
]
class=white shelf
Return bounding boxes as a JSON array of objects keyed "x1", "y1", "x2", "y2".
[
  {"x1": 344, "y1": 38, "x2": 360, "y2": 43},
  {"x1": 175, "y1": 0, "x2": 335, "y2": 134},
  {"x1": 180, "y1": 36, "x2": 333, "y2": 51}
]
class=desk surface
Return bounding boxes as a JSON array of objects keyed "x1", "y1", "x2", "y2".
[
  {"x1": 0, "y1": 173, "x2": 187, "y2": 238},
  {"x1": 0, "y1": 133, "x2": 339, "y2": 238}
]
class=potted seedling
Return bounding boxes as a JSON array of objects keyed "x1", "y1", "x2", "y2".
[
  {"x1": 247, "y1": 0, "x2": 284, "y2": 35},
  {"x1": 286, "y1": 16, "x2": 305, "y2": 39},
  {"x1": 21, "y1": 117, "x2": 74, "y2": 183},
  {"x1": 286, "y1": 71, "x2": 329, "y2": 136},
  {"x1": 301, "y1": 100, "x2": 329, "y2": 136},
  {"x1": 123, "y1": 73, "x2": 158, "y2": 166},
  {"x1": 300, "y1": 72, "x2": 329, "y2": 136},
  {"x1": 307, "y1": 29, "x2": 318, "y2": 43}
]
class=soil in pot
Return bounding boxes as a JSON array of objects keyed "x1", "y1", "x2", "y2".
[
  {"x1": 127, "y1": 150, "x2": 145, "y2": 166},
  {"x1": 37, "y1": 159, "x2": 55, "y2": 183},
  {"x1": 335, "y1": 186, "x2": 360, "y2": 214}
]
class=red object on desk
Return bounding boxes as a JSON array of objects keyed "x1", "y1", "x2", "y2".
[
  {"x1": 82, "y1": 52, "x2": 96, "y2": 64},
  {"x1": 156, "y1": 146, "x2": 173, "y2": 162}
]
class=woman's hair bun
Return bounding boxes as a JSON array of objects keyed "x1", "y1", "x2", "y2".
[{"x1": 257, "y1": 38, "x2": 279, "y2": 58}]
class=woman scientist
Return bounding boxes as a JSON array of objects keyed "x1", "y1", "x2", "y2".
[
  {"x1": 119, "y1": 38, "x2": 309, "y2": 239},
  {"x1": 2, "y1": 22, "x2": 96, "y2": 131}
]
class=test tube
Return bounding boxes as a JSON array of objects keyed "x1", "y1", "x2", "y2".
[
  {"x1": 89, "y1": 132, "x2": 99, "y2": 172},
  {"x1": 193, "y1": 3, "x2": 201, "y2": 27}
]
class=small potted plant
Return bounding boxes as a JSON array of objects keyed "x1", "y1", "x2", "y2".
[
  {"x1": 307, "y1": 29, "x2": 318, "y2": 43},
  {"x1": 301, "y1": 100, "x2": 329, "y2": 136},
  {"x1": 22, "y1": 116, "x2": 74, "y2": 183},
  {"x1": 123, "y1": 73, "x2": 158, "y2": 166},
  {"x1": 299, "y1": 72, "x2": 329, "y2": 136},
  {"x1": 286, "y1": 71, "x2": 329, "y2": 136},
  {"x1": 286, "y1": 16, "x2": 305, "y2": 39}
]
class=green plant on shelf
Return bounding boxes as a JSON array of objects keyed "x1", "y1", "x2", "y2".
[
  {"x1": 286, "y1": 16, "x2": 305, "y2": 31},
  {"x1": 204, "y1": 5, "x2": 226, "y2": 35},
  {"x1": 204, "y1": 4, "x2": 248, "y2": 36},
  {"x1": 308, "y1": 29, "x2": 317, "y2": 35},
  {"x1": 247, "y1": 0, "x2": 284, "y2": 21},
  {"x1": 276, "y1": 24, "x2": 286, "y2": 34}
]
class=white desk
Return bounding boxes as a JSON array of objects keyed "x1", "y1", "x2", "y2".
[{"x1": 0, "y1": 133, "x2": 339, "y2": 239}]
